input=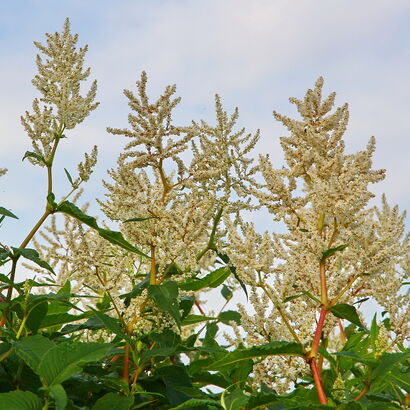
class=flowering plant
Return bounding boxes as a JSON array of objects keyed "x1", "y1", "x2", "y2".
[{"x1": 0, "y1": 20, "x2": 409, "y2": 410}]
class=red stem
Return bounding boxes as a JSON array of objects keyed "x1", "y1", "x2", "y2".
[
  {"x1": 195, "y1": 300, "x2": 205, "y2": 315},
  {"x1": 310, "y1": 307, "x2": 327, "y2": 358},
  {"x1": 122, "y1": 344, "x2": 130, "y2": 383},
  {"x1": 309, "y1": 359, "x2": 327, "y2": 404}
]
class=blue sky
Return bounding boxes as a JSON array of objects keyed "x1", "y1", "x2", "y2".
[{"x1": 1, "y1": 0, "x2": 410, "y2": 277}]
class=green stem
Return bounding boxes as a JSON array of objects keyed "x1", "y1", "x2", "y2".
[
  {"x1": 259, "y1": 283, "x2": 304, "y2": 349},
  {"x1": 15, "y1": 315, "x2": 28, "y2": 339},
  {"x1": 46, "y1": 136, "x2": 61, "y2": 195},
  {"x1": 0, "y1": 347, "x2": 13, "y2": 363},
  {"x1": 196, "y1": 207, "x2": 223, "y2": 261}
]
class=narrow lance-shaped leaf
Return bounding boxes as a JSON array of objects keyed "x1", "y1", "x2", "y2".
[
  {"x1": 206, "y1": 341, "x2": 305, "y2": 371},
  {"x1": 321, "y1": 244, "x2": 347, "y2": 261},
  {"x1": 123, "y1": 216, "x2": 157, "y2": 222},
  {"x1": 56, "y1": 200, "x2": 149, "y2": 258},
  {"x1": 12, "y1": 247, "x2": 55, "y2": 274},
  {"x1": 180, "y1": 266, "x2": 231, "y2": 291},
  {"x1": 216, "y1": 251, "x2": 248, "y2": 299},
  {"x1": 22, "y1": 150, "x2": 46, "y2": 165},
  {"x1": 63, "y1": 168, "x2": 74, "y2": 187},
  {"x1": 0, "y1": 207, "x2": 18, "y2": 219}
]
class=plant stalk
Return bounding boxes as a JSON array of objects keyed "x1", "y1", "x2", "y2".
[{"x1": 309, "y1": 359, "x2": 327, "y2": 405}]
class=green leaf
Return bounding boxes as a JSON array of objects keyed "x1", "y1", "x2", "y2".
[
  {"x1": 96, "y1": 292, "x2": 111, "y2": 310},
  {"x1": 120, "y1": 276, "x2": 149, "y2": 304},
  {"x1": 14, "y1": 335, "x2": 56, "y2": 373},
  {"x1": 148, "y1": 281, "x2": 181, "y2": 327},
  {"x1": 49, "y1": 384, "x2": 67, "y2": 410},
  {"x1": 247, "y1": 392, "x2": 280, "y2": 409},
  {"x1": 283, "y1": 291, "x2": 321, "y2": 304},
  {"x1": 63, "y1": 168, "x2": 74, "y2": 187},
  {"x1": 171, "y1": 399, "x2": 223, "y2": 409},
  {"x1": 0, "y1": 248, "x2": 11, "y2": 261},
  {"x1": 37, "y1": 342, "x2": 113, "y2": 385},
  {"x1": 321, "y1": 244, "x2": 347, "y2": 261},
  {"x1": 39, "y1": 311, "x2": 93, "y2": 329},
  {"x1": 123, "y1": 216, "x2": 157, "y2": 222},
  {"x1": 0, "y1": 390, "x2": 42, "y2": 410},
  {"x1": 180, "y1": 267, "x2": 231, "y2": 291},
  {"x1": 92, "y1": 392, "x2": 134, "y2": 410},
  {"x1": 22, "y1": 151, "x2": 46, "y2": 165},
  {"x1": 371, "y1": 351, "x2": 410, "y2": 382},
  {"x1": 92, "y1": 310, "x2": 133, "y2": 344},
  {"x1": 181, "y1": 314, "x2": 216, "y2": 326},
  {"x1": 221, "y1": 388, "x2": 249, "y2": 410},
  {"x1": 60, "y1": 315, "x2": 106, "y2": 334},
  {"x1": 12, "y1": 247, "x2": 54, "y2": 274},
  {"x1": 57, "y1": 201, "x2": 149, "y2": 258},
  {"x1": 0, "y1": 206, "x2": 18, "y2": 219},
  {"x1": 333, "y1": 351, "x2": 377, "y2": 366},
  {"x1": 207, "y1": 341, "x2": 305, "y2": 371},
  {"x1": 156, "y1": 365, "x2": 194, "y2": 406},
  {"x1": 216, "y1": 251, "x2": 248, "y2": 299},
  {"x1": 218, "y1": 310, "x2": 241, "y2": 325},
  {"x1": 221, "y1": 285, "x2": 233, "y2": 301},
  {"x1": 46, "y1": 192, "x2": 58, "y2": 211},
  {"x1": 329, "y1": 303, "x2": 363, "y2": 328},
  {"x1": 26, "y1": 300, "x2": 48, "y2": 333}
]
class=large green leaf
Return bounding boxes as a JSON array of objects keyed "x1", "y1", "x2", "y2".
[
  {"x1": 12, "y1": 247, "x2": 54, "y2": 274},
  {"x1": 37, "y1": 342, "x2": 113, "y2": 385},
  {"x1": 329, "y1": 303, "x2": 364, "y2": 328},
  {"x1": 92, "y1": 392, "x2": 134, "y2": 410},
  {"x1": 0, "y1": 206, "x2": 18, "y2": 219},
  {"x1": 207, "y1": 341, "x2": 305, "y2": 371},
  {"x1": 0, "y1": 390, "x2": 42, "y2": 410},
  {"x1": 181, "y1": 314, "x2": 216, "y2": 326},
  {"x1": 148, "y1": 281, "x2": 181, "y2": 327},
  {"x1": 180, "y1": 267, "x2": 230, "y2": 291},
  {"x1": 39, "y1": 311, "x2": 93, "y2": 329},
  {"x1": 56, "y1": 200, "x2": 149, "y2": 258},
  {"x1": 14, "y1": 335, "x2": 56, "y2": 373}
]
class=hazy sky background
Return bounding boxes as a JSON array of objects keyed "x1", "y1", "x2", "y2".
[{"x1": 1, "y1": 0, "x2": 409, "y2": 291}]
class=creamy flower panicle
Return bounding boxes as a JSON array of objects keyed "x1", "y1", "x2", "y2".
[{"x1": 224, "y1": 78, "x2": 409, "y2": 389}]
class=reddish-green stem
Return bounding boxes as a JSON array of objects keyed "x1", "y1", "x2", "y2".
[
  {"x1": 309, "y1": 307, "x2": 328, "y2": 359},
  {"x1": 122, "y1": 343, "x2": 130, "y2": 383},
  {"x1": 354, "y1": 381, "x2": 369, "y2": 401},
  {"x1": 309, "y1": 359, "x2": 327, "y2": 405}
]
